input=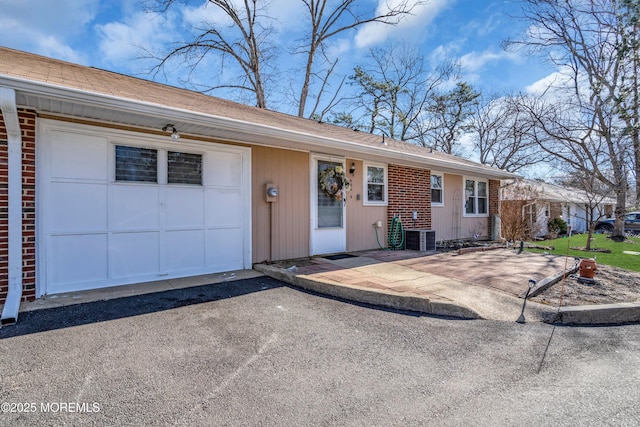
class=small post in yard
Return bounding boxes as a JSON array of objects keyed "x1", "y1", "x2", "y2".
[{"x1": 516, "y1": 279, "x2": 537, "y2": 324}]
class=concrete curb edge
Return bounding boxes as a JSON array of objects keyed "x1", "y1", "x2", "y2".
[
  {"x1": 254, "y1": 264, "x2": 481, "y2": 320},
  {"x1": 549, "y1": 302, "x2": 640, "y2": 325},
  {"x1": 523, "y1": 266, "x2": 580, "y2": 298}
]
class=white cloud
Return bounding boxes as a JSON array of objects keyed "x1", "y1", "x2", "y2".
[
  {"x1": 326, "y1": 37, "x2": 352, "y2": 59},
  {"x1": 429, "y1": 41, "x2": 462, "y2": 65},
  {"x1": 0, "y1": 0, "x2": 99, "y2": 62},
  {"x1": 354, "y1": 0, "x2": 453, "y2": 49},
  {"x1": 96, "y1": 11, "x2": 175, "y2": 71},
  {"x1": 459, "y1": 49, "x2": 520, "y2": 73},
  {"x1": 266, "y1": 0, "x2": 307, "y2": 33},
  {"x1": 181, "y1": 0, "x2": 306, "y2": 34},
  {"x1": 472, "y1": 13, "x2": 500, "y2": 37},
  {"x1": 182, "y1": 1, "x2": 231, "y2": 27},
  {"x1": 37, "y1": 36, "x2": 85, "y2": 64},
  {"x1": 525, "y1": 67, "x2": 575, "y2": 98}
]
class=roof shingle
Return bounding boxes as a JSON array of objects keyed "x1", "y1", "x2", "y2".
[{"x1": 0, "y1": 46, "x2": 515, "y2": 178}]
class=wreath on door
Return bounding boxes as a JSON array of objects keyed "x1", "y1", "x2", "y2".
[{"x1": 319, "y1": 165, "x2": 351, "y2": 200}]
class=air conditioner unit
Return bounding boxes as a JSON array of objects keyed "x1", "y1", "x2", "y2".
[{"x1": 404, "y1": 229, "x2": 436, "y2": 252}]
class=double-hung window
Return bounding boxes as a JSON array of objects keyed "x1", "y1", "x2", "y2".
[
  {"x1": 431, "y1": 173, "x2": 443, "y2": 206},
  {"x1": 364, "y1": 163, "x2": 387, "y2": 206},
  {"x1": 464, "y1": 178, "x2": 488, "y2": 216}
]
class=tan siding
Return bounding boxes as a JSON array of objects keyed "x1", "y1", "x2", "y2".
[
  {"x1": 459, "y1": 216, "x2": 490, "y2": 240},
  {"x1": 252, "y1": 147, "x2": 309, "y2": 262},
  {"x1": 431, "y1": 173, "x2": 489, "y2": 241},
  {"x1": 431, "y1": 173, "x2": 459, "y2": 241},
  {"x1": 345, "y1": 159, "x2": 387, "y2": 252}
]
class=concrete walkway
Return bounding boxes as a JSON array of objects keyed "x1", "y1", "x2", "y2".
[
  {"x1": 11, "y1": 248, "x2": 640, "y2": 326},
  {"x1": 17, "y1": 269, "x2": 263, "y2": 313},
  {"x1": 255, "y1": 248, "x2": 640, "y2": 324}
]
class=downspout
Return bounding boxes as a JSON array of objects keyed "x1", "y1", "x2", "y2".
[{"x1": 0, "y1": 87, "x2": 23, "y2": 326}]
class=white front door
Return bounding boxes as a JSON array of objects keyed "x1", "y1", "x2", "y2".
[{"x1": 311, "y1": 155, "x2": 347, "y2": 255}]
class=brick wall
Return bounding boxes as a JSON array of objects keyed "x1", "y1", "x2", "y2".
[
  {"x1": 488, "y1": 179, "x2": 500, "y2": 238},
  {"x1": 550, "y1": 202, "x2": 562, "y2": 222},
  {"x1": 0, "y1": 109, "x2": 37, "y2": 304},
  {"x1": 387, "y1": 164, "x2": 431, "y2": 230}
]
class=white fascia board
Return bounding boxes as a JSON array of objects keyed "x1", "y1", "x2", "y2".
[{"x1": 0, "y1": 76, "x2": 518, "y2": 180}]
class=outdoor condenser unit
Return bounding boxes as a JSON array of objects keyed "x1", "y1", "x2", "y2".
[{"x1": 404, "y1": 229, "x2": 436, "y2": 252}]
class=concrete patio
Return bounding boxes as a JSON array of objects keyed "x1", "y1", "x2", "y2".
[{"x1": 255, "y1": 248, "x2": 640, "y2": 324}]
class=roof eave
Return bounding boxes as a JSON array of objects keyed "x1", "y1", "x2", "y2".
[{"x1": 1, "y1": 75, "x2": 518, "y2": 180}]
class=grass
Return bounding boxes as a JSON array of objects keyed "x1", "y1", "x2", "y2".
[{"x1": 525, "y1": 233, "x2": 640, "y2": 272}]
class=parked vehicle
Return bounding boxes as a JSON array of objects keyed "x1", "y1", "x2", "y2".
[{"x1": 594, "y1": 212, "x2": 640, "y2": 233}]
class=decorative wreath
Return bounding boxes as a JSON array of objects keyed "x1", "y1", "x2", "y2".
[{"x1": 319, "y1": 165, "x2": 351, "y2": 200}]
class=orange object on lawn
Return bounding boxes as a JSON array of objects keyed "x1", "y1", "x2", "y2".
[{"x1": 579, "y1": 258, "x2": 597, "y2": 279}]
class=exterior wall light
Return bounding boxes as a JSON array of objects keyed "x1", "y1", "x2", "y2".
[{"x1": 162, "y1": 124, "x2": 180, "y2": 139}]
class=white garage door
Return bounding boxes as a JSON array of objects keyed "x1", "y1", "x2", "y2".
[{"x1": 38, "y1": 122, "x2": 251, "y2": 296}]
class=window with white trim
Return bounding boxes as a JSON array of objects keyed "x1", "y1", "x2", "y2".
[
  {"x1": 464, "y1": 178, "x2": 488, "y2": 216},
  {"x1": 364, "y1": 163, "x2": 387, "y2": 205},
  {"x1": 431, "y1": 173, "x2": 443, "y2": 205}
]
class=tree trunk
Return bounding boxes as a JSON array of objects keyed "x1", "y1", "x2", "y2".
[
  {"x1": 585, "y1": 205, "x2": 592, "y2": 250},
  {"x1": 298, "y1": 48, "x2": 314, "y2": 117},
  {"x1": 612, "y1": 192, "x2": 627, "y2": 242},
  {"x1": 633, "y1": 19, "x2": 640, "y2": 209}
]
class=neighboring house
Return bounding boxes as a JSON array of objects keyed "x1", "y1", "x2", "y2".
[
  {"x1": 501, "y1": 179, "x2": 615, "y2": 236},
  {"x1": 0, "y1": 47, "x2": 516, "y2": 318}
]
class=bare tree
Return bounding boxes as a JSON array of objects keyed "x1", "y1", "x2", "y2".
[
  {"x1": 342, "y1": 44, "x2": 454, "y2": 141},
  {"x1": 470, "y1": 93, "x2": 553, "y2": 173},
  {"x1": 616, "y1": 0, "x2": 640, "y2": 208},
  {"x1": 527, "y1": 95, "x2": 629, "y2": 239},
  {"x1": 149, "y1": 0, "x2": 277, "y2": 108},
  {"x1": 421, "y1": 82, "x2": 480, "y2": 155},
  {"x1": 510, "y1": 0, "x2": 633, "y2": 241},
  {"x1": 294, "y1": 0, "x2": 424, "y2": 118}
]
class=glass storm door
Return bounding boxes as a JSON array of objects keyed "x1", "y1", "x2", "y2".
[{"x1": 311, "y1": 156, "x2": 346, "y2": 255}]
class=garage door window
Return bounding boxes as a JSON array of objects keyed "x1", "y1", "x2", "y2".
[
  {"x1": 115, "y1": 145, "x2": 157, "y2": 182},
  {"x1": 168, "y1": 151, "x2": 202, "y2": 185}
]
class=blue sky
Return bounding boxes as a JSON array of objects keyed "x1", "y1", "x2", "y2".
[{"x1": 0, "y1": 0, "x2": 556, "y2": 114}]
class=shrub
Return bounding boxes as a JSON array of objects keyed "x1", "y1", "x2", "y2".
[{"x1": 548, "y1": 217, "x2": 567, "y2": 235}]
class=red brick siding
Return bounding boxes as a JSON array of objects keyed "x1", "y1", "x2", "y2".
[
  {"x1": 488, "y1": 179, "x2": 500, "y2": 237},
  {"x1": 387, "y1": 164, "x2": 431, "y2": 229},
  {"x1": 0, "y1": 109, "x2": 37, "y2": 304},
  {"x1": 550, "y1": 202, "x2": 562, "y2": 221}
]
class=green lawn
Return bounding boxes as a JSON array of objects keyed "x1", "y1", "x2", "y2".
[{"x1": 525, "y1": 234, "x2": 640, "y2": 272}]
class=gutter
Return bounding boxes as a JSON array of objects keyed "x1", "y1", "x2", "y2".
[
  {"x1": 0, "y1": 76, "x2": 518, "y2": 180},
  {"x1": 0, "y1": 87, "x2": 23, "y2": 326}
]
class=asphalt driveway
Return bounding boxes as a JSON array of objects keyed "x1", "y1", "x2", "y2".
[{"x1": 1, "y1": 276, "x2": 639, "y2": 426}]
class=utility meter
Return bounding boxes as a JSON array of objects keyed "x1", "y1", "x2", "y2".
[{"x1": 265, "y1": 183, "x2": 278, "y2": 202}]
